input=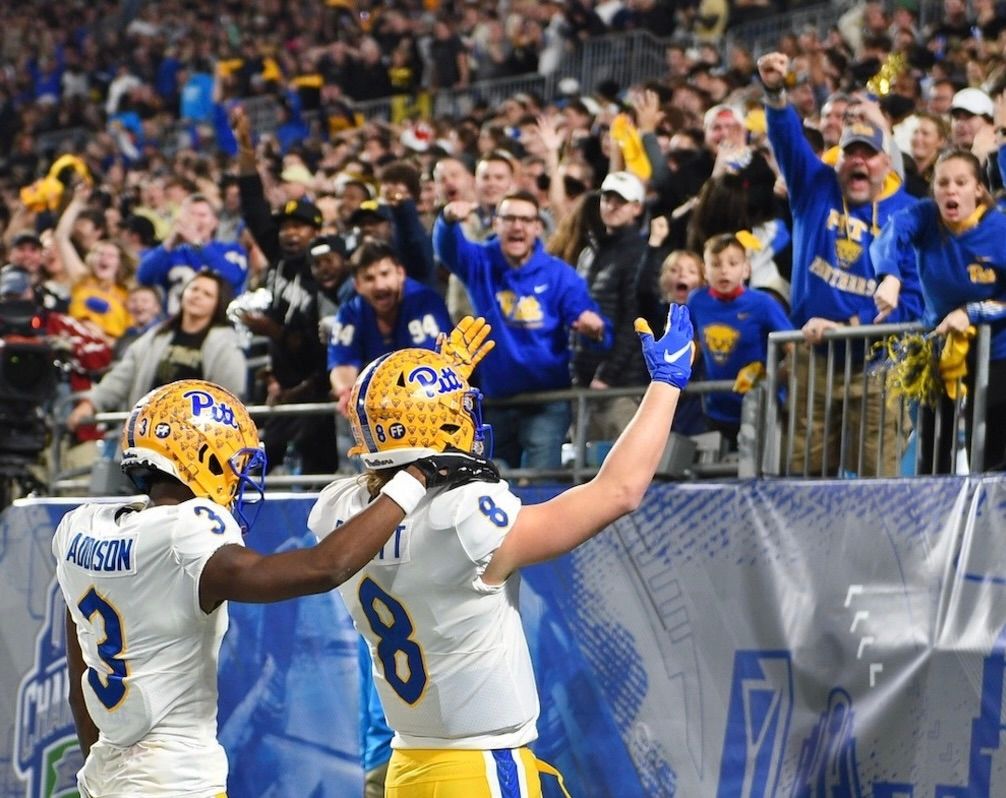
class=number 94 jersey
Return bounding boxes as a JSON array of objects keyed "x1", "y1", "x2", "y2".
[{"x1": 309, "y1": 477, "x2": 538, "y2": 750}]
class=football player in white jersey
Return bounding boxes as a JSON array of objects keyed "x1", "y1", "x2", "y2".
[
  {"x1": 53, "y1": 369, "x2": 498, "y2": 798},
  {"x1": 308, "y1": 305, "x2": 695, "y2": 798}
]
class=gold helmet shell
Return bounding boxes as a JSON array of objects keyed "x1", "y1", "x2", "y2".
[
  {"x1": 347, "y1": 349, "x2": 489, "y2": 469},
  {"x1": 120, "y1": 380, "x2": 265, "y2": 519}
]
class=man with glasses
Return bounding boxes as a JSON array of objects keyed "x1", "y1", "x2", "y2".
[{"x1": 434, "y1": 190, "x2": 609, "y2": 471}]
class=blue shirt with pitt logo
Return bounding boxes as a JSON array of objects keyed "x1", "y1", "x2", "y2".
[
  {"x1": 688, "y1": 287, "x2": 794, "y2": 423},
  {"x1": 433, "y1": 218, "x2": 607, "y2": 398},
  {"x1": 766, "y1": 105, "x2": 922, "y2": 328},
  {"x1": 872, "y1": 199, "x2": 1006, "y2": 359}
]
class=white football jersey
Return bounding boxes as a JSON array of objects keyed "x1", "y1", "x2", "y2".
[
  {"x1": 309, "y1": 477, "x2": 539, "y2": 750},
  {"x1": 52, "y1": 497, "x2": 243, "y2": 797}
]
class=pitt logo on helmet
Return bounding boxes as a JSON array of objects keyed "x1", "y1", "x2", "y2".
[
  {"x1": 185, "y1": 389, "x2": 240, "y2": 429},
  {"x1": 348, "y1": 348, "x2": 490, "y2": 469},
  {"x1": 120, "y1": 380, "x2": 267, "y2": 532},
  {"x1": 407, "y1": 365, "x2": 463, "y2": 398}
]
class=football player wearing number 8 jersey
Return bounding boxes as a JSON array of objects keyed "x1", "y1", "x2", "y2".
[
  {"x1": 308, "y1": 306, "x2": 694, "y2": 797},
  {"x1": 53, "y1": 370, "x2": 498, "y2": 797}
]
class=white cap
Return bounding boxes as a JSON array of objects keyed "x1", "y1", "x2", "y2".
[
  {"x1": 951, "y1": 87, "x2": 994, "y2": 118},
  {"x1": 703, "y1": 103, "x2": 746, "y2": 129},
  {"x1": 600, "y1": 171, "x2": 645, "y2": 203}
]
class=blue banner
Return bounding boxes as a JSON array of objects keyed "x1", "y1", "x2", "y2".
[{"x1": 3, "y1": 477, "x2": 1006, "y2": 797}]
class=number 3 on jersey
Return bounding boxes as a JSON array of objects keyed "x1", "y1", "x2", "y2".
[
  {"x1": 358, "y1": 578, "x2": 427, "y2": 704},
  {"x1": 78, "y1": 588, "x2": 128, "y2": 709}
]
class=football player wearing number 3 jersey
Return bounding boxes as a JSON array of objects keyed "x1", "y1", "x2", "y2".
[
  {"x1": 53, "y1": 330, "x2": 499, "y2": 796},
  {"x1": 308, "y1": 306, "x2": 694, "y2": 797}
]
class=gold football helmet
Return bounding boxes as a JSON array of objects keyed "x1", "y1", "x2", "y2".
[
  {"x1": 120, "y1": 380, "x2": 266, "y2": 529},
  {"x1": 347, "y1": 348, "x2": 490, "y2": 469}
]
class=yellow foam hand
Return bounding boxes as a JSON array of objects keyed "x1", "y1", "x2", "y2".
[
  {"x1": 735, "y1": 230, "x2": 764, "y2": 252},
  {"x1": 437, "y1": 316, "x2": 495, "y2": 379},
  {"x1": 938, "y1": 326, "x2": 975, "y2": 400},
  {"x1": 733, "y1": 361, "x2": 766, "y2": 394},
  {"x1": 611, "y1": 114, "x2": 652, "y2": 181}
]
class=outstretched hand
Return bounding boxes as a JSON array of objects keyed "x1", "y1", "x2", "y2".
[
  {"x1": 411, "y1": 451, "x2": 500, "y2": 490},
  {"x1": 635, "y1": 304, "x2": 694, "y2": 389},
  {"x1": 436, "y1": 316, "x2": 495, "y2": 379}
]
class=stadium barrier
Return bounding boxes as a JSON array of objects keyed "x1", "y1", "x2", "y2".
[
  {"x1": 727, "y1": 0, "x2": 947, "y2": 52},
  {"x1": 760, "y1": 323, "x2": 991, "y2": 478},
  {"x1": 44, "y1": 378, "x2": 739, "y2": 496},
  {"x1": 43, "y1": 321, "x2": 991, "y2": 495},
  {"x1": 4, "y1": 476, "x2": 1006, "y2": 797}
]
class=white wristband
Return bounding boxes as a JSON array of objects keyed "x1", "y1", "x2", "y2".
[{"x1": 380, "y1": 470, "x2": 426, "y2": 514}]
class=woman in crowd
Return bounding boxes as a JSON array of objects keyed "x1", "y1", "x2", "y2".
[
  {"x1": 54, "y1": 182, "x2": 134, "y2": 343},
  {"x1": 546, "y1": 190, "x2": 603, "y2": 266},
  {"x1": 66, "y1": 269, "x2": 247, "y2": 432},
  {"x1": 872, "y1": 149, "x2": 1006, "y2": 473}
]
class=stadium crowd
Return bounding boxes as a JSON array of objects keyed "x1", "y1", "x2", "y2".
[{"x1": 1, "y1": 0, "x2": 1006, "y2": 497}]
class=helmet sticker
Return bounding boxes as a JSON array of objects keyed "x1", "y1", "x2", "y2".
[
  {"x1": 185, "y1": 389, "x2": 240, "y2": 429},
  {"x1": 154, "y1": 423, "x2": 170, "y2": 439},
  {"x1": 389, "y1": 423, "x2": 406, "y2": 439},
  {"x1": 408, "y1": 365, "x2": 463, "y2": 398}
]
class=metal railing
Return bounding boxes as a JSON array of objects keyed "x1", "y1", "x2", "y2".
[
  {"x1": 39, "y1": 321, "x2": 995, "y2": 497},
  {"x1": 761, "y1": 323, "x2": 991, "y2": 478},
  {"x1": 727, "y1": 0, "x2": 946, "y2": 53},
  {"x1": 46, "y1": 378, "x2": 736, "y2": 496}
]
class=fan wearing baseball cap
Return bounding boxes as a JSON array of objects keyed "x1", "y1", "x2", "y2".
[
  {"x1": 570, "y1": 170, "x2": 651, "y2": 440},
  {"x1": 757, "y1": 50, "x2": 924, "y2": 476},
  {"x1": 229, "y1": 105, "x2": 338, "y2": 476},
  {"x1": 950, "y1": 87, "x2": 995, "y2": 150}
]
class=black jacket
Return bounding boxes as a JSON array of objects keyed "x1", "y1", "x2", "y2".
[
  {"x1": 571, "y1": 225, "x2": 649, "y2": 387},
  {"x1": 237, "y1": 173, "x2": 328, "y2": 396}
]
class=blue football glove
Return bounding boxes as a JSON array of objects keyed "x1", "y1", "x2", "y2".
[{"x1": 635, "y1": 305, "x2": 694, "y2": 389}]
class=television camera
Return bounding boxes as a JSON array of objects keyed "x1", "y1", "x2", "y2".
[{"x1": 0, "y1": 296, "x2": 60, "y2": 506}]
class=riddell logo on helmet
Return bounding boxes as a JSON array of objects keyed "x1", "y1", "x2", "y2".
[
  {"x1": 184, "y1": 389, "x2": 240, "y2": 430},
  {"x1": 368, "y1": 457, "x2": 395, "y2": 466}
]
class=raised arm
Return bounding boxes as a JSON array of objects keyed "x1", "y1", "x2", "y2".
[
  {"x1": 483, "y1": 305, "x2": 693, "y2": 583},
  {"x1": 432, "y1": 203, "x2": 484, "y2": 283},
  {"x1": 53, "y1": 183, "x2": 91, "y2": 284}
]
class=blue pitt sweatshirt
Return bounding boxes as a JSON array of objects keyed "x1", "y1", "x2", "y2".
[
  {"x1": 871, "y1": 199, "x2": 1006, "y2": 360},
  {"x1": 688, "y1": 287, "x2": 794, "y2": 423},
  {"x1": 433, "y1": 217, "x2": 608, "y2": 398},
  {"x1": 766, "y1": 105, "x2": 922, "y2": 328}
]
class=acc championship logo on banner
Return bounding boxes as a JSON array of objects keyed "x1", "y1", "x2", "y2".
[{"x1": 13, "y1": 578, "x2": 81, "y2": 798}]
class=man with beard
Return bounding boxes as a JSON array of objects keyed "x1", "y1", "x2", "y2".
[
  {"x1": 230, "y1": 106, "x2": 337, "y2": 475},
  {"x1": 434, "y1": 190, "x2": 609, "y2": 470},
  {"x1": 758, "y1": 51, "x2": 923, "y2": 476},
  {"x1": 327, "y1": 240, "x2": 451, "y2": 415}
]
